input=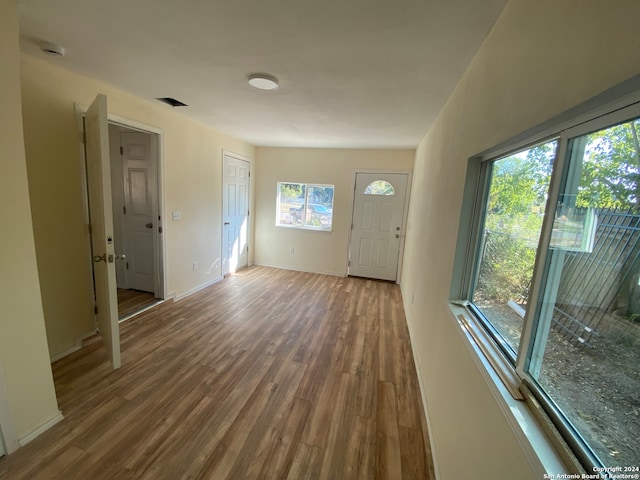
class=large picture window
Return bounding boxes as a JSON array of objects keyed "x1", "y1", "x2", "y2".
[
  {"x1": 276, "y1": 182, "x2": 334, "y2": 231},
  {"x1": 458, "y1": 100, "x2": 640, "y2": 472},
  {"x1": 473, "y1": 140, "x2": 557, "y2": 356}
]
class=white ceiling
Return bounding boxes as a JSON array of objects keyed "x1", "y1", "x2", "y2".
[{"x1": 18, "y1": 0, "x2": 507, "y2": 148}]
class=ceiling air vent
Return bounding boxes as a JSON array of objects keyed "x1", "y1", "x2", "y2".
[{"x1": 156, "y1": 97, "x2": 188, "y2": 107}]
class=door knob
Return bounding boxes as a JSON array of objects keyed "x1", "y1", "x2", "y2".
[
  {"x1": 224, "y1": 222, "x2": 230, "y2": 225},
  {"x1": 115, "y1": 253, "x2": 126, "y2": 260},
  {"x1": 145, "y1": 222, "x2": 153, "y2": 229}
]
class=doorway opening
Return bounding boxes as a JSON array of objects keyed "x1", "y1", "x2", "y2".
[
  {"x1": 108, "y1": 123, "x2": 164, "y2": 320},
  {"x1": 80, "y1": 95, "x2": 166, "y2": 368}
]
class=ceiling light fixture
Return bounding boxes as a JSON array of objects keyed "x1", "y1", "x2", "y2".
[
  {"x1": 248, "y1": 73, "x2": 279, "y2": 91},
  {"x1": 40, "y1": 41, "x2": 65, "y2": 57}
]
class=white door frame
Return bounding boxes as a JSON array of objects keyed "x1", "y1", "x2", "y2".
[
  {"x1": 107, "y1": 115, "x2": 165, "y2": 301},
  {"x1": 111, "y1": 125, "x2": 162, "y2": 297},
  {"x1": 76, "y1": 104, "x2": 166, "y2": 333},
  {"x1": 109, "y1": 124, "x2": 128, "y2": 290},
  {"x1": 345, "y1": 169, "x2": 413, "y2": 283},
  {"x1": 221, "y1": 150, "x2": 253, "y2": 276}
]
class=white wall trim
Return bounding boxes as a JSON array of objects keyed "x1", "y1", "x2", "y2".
[
  {"x1": 73, "y1": 105, "x2": 164, "y2": 136},
  {"x1": 18, "y1": 411, "x2": 64, "y2": 447},
  {"x1": 50, "y1": 345, "x2": 81, "y2": 363},
  {"x1": 221, "y1": 150, "x2": 253, "y2": 163},
  {"x1": 0, "y1": 362, "x2": 19, "y2": 454},
  {"x1": 157, "y1": 129, "x2": 167, "y2": 300},
  {"x1": 49, "y1": 330, "x2": 96, "y2": 363},
  {"x1": 174, "y1": 276, "x2": 224, "y2": 302},
  {"x1": 401, "y1": 288, "x2": 441, "y2": 480}
]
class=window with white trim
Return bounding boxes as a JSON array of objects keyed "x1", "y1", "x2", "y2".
[
  {"x1": 455, "y1": 98, "x2": 640, "y2": 472},
  {"x1": 276, "y1": 182, "x2": 334, "y2": 231}
]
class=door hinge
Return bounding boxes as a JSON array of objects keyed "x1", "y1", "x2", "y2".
[
  {"x1": 94, "y1": 305, "x2": 98, "y2": 315},
  {"x1": 348, "y1": 260, "x2": 351, "y2": 266},
  {"x1": 120, "y1": 146, "x2": 124, "y2": 155},
  {"x1": 126, "y1": 261, "x2": 129, "y2": 270},
  {"x1": 158, "y1": 226, "x2": 163, "y2": 233},
  {"x1": 123, "y1": 205, "x2": 127, "y2": 215},
  {"x1": 248, "y1": 209, "x2": 250, "y2": 216}
]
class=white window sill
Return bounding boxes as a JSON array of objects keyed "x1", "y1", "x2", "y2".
[
  {"x1": 275, "y1": 224, "x2": 333, "y2": 233},
  {"x1": 448, "y1": 302, "x2": 571, "y2": 478}
]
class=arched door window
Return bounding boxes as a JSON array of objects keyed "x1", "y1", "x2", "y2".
[{"x1": 364, "y1": 180, "x2": 395, "y2": 196}]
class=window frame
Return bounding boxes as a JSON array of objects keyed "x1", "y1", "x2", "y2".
[
  {"x1": 451, "y1": 79, "x2": 640, "y2": 474},
  {"x1": 364, "y1": 180, "x2": 396, "y2": 196},
  {"x1": 275, "y1": 181, "x2": 335, "y2": 231}
]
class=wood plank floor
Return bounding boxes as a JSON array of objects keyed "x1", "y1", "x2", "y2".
[
  {"x1": 117, "y1": 288, "x2": 157, "y2": 319},
  {"x1": 0, "y1": 266, "x2": 435, "y2": 480}
]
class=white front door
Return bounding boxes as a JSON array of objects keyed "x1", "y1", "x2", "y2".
[
  {"x1": 121, "y1": 131, "x2": 157, "y2": 293},
  {"x1": 349, "y1": 172, "x2": 409, "y2": 281},
  {"x1": 85, "y1": 94, "x2": 121, "y2": 369},
  {"x1": 222, "y1": 153, "x2": 250, "y2": 275}
]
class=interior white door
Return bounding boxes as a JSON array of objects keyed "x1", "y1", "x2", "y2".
[
  {"x1": 121, "y1": 131, "x2": 156, "y2": 293},
  {"x1": 222, "y1": 154, "x2": 250, "y2": 275},
  {"x1": 85, "y1": 94, "x2": 121, "y2": 369},
  {"x1": 349, "y1": 172, "x2": 408, "y2": 281}
]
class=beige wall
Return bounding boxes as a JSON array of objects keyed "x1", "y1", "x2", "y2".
[
  {"x1": 400, "y1": 1, "x2": 640, "y2": 479},
  {"x1": 20, "y1": 55, "x2": 255, "y2": 359},
  {"x1": 0, "y1": 0, "x2": 60, "y2": 447},
  {"x1": 254, "y1": 148, "x2": 414, "y2": 275}
]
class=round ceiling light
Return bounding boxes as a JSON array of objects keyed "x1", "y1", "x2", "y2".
[{"x1": 248, "y1": 73, "x2": 279, "y2": 91}]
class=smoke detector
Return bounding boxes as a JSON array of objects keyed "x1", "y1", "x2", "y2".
[{"x1": 40, "y1": 41, "x2": 65, "y2": 57}]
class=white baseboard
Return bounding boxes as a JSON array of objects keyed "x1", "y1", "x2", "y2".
[
  {"x1": 49, "y1": 330, "x2": 97, "y2": 363},
  {"x1": 402, "y1": 293, "x2": 441, "y2": 480},
  {"x1": 252, "y1": 262, "x2": 345, "y2": 277},
  {"x1": 50, "y1": 345, "x2": 80, "y2": 363},
  {"x1": 18, "y1": 411, "x2": 64, "y2": 447},
  {"x1": 175, "y1": 276, "x2": 223, "y2": 302}
]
